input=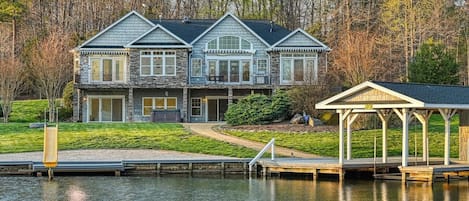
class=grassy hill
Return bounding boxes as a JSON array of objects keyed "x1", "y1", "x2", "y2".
[{"x1": 8, "y1": 99, "x2": 49, "y2": 122}]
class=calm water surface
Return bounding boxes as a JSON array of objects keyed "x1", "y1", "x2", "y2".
[{"x1": 0, "y1": 176, "x2": 468, "y2": 201}]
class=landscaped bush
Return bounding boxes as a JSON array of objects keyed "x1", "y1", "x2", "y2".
[
  {"x1": 62, "y1": 81, "x2": 74, "y2": 110},
  {"x1": 225, "y1": 90, "x2": 290, "y2": 125}
]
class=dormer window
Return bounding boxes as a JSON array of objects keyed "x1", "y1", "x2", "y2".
[{"x1": 207, "y1": 36, "x2": 252, "y2": 50}]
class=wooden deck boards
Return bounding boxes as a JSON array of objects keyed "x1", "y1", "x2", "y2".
[{"x1": 257, "y1": 157, "x2": 469, "y2": 182}]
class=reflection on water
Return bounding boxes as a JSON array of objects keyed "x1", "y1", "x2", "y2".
[{"x1": 0, "y1": 176, "x2": 468, "y2": 201}]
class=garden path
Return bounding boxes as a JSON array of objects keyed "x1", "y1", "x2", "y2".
[{"x1": 183, "y1": 123, "x2": 321, "y2": 158}]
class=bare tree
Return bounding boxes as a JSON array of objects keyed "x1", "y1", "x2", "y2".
[
  {"x1": 0, "y1": 26, "x2": 23, "y2": 123},
  {"x1": 28, "y1": 30, "x2": 72, "y2": 122},
  {"x1": 330, "y1": 31, "x2": 383, "y2": 87},
  {"x1": 0, "y1": 58, "x2": 23, "y2": 123}
]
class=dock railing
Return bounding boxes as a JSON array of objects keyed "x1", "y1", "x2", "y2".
[{"x1": 249, "y1": 138, "x2": 275, "y2": 172}]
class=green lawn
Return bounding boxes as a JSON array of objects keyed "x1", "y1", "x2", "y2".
[
  {"x1": 8, "y1": 99, "x2": 49, "y2": 122},
  {"x1": 222, "y1": 115, "x2": 461, "y2": 158},
  {"x1": 0, "y1": 123, "x2": 258, "y2": 158},
  {"x1": 1, "y1": 99, "x2": 464, "y2": 159}
]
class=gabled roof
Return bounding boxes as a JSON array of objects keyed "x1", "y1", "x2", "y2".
[
  {"x1": 152, "y1": 19, "x2": 216, "y2": 43},
  {"x1": 316, "y1": 81, "x2": 469, "y2": 110},
  {"x1": 125, "y1": 25, "x2": 191, "y2": 48},
  {"x1": 373, "y1": 81, "x2": 469, "y2": 105},
  {"x1": 242, "y1": 20, "x2": 291, "y2": 45},
  {"x1": 79, "y1": 11, "x2": 154, "y2": 48},
  {"x1": 78, "y1": 11, "x2": 329, "y2": 50},
  {"x1": 190, "y1": 13, "x2": 271, "y2": 46},
  {"x1": 270, "y1": 29, "x2": 330, "y2": 51}
]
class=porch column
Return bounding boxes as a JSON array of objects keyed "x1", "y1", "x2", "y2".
[
  {"x1": 183, "y1": 87, "x2": 188, "y2": 122},
  {"x1": 413, "y1": 110, "x2": 433, "y2": 162},
  {"x1": 128, "y1": 88, "x2": 133, "y2": 122},
  {"x1": 338, "y1": 109, "x2": 352, "y2": 164},
  {"x1": 438, "y1": 109, "x2": 457, "y2": 165},
  {"x1": 377, "y1": 109, "x2": 393, "y2": 163},
  {"x1": 346, "y1": 114, "x2": 359, "y2": 160},
  {"x1": 228, "y1": 87, "x2": 233, "y2": 104},
  {"x1": 393, "y1": 108, "x2": 412, "y2": 167}
]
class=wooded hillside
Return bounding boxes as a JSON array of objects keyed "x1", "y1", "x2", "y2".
[{"x1": 1, "y1": 0, "x2": 468, "y2": 95}]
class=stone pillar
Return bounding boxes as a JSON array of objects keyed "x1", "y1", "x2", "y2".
[
  {"x1": 72, "y1": 87, "x2": 80, "y2": 122},
  {"x1": 228, "y1": 87, "x2": 233, "y2": 104},
  {"x1": 182, "y1": 87, "x2": 188, "y2": 122},
  {"x1": 128, "y1": 88, "x2": 133, "y2": 122}
]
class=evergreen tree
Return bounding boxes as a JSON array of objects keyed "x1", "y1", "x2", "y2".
[{"x1": 409, "y1": 39, "x2": 460, "y2": 84}]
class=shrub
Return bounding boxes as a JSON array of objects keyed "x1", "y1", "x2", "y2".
[
  {"x1": 225, "y1": 90, "x2": 290, "y2": 125},
  {"x1": 62, "y1": 81, "x2": 74, "y2": 110}
]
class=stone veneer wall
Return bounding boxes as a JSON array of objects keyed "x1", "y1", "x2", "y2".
[
  {"x1": 268, "y1": 51, "x2": 329, "y2": 86},
  {"x1": 269, "y1": 51, "x2": 280, "y2": 86},
  {"x1": 128, "y1": 49, "x2": 189, "y2": 88}
]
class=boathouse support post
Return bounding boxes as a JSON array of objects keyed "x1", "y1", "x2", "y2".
[
  {"x1": 338, "y1": 109, "x2": 352, "y2": 164},
  {"x1": 346, "y1": 114, "x2": 359, "y2": 160},
  {"x1": 413, "y1": 110, "x2": 433, "y2": 162},
  {"x1": 438, "y1": 109, "x2": 457, "y2": 165},
  {"x1": 393, "y1": 108, "x2": 412, "y2": 167},
  {"x1": 377, "y1": 110, "x2": 393, "y2": 163}
]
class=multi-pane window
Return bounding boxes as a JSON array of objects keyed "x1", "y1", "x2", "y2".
[
  {"x1": 140, "y1": 51, "x2": 176, "y2": 76},
  {"x1": 280, "y1": 53, "x2": 317, "y2": 84},
  {"x1": 90, "y1": 57, "x2": 124, "y2": 82},
  {"x1": 257, "y1": 59, "x2": 267, "y2": 75},
  {"x1": 142, "y1": 97, "x2": 177, "y2": 116},
  {"x1": 191, "y1": 98, "x2": 201, "y2": 116},
  {"x1": 219, "y1": 36, "x2": 239, "y2": 49},
  {"x1": 191, "y1": 58, "x2": 202, "y2": 77},
  {"x1": 207, "y1": 60, "x2": 251, "y2": 83},
  {"x1": 207, "y1": 36, "x2": 251, "y2": 50}
]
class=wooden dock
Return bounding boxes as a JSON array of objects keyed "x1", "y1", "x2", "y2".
[
  {"x1": 2, "y1": 158, "x2": 469, "y2": 183},
  {"x1": 400, "y1": 164, "x2": 469, "y2": 182},
  {"x1": 0, "y1": 159, "x2": 251, "y2": 177},
  {"x1": 256, "y1": 157, "x2": 469, "y2": 182}
]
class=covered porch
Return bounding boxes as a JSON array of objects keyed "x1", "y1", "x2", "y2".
[{"x1": 315, "y1": 81, "x2": 469, "y2": 168}]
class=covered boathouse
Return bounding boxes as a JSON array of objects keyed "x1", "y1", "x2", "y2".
[{"x1": 314, "y1": 81, "x2": 469, "y2": 181}]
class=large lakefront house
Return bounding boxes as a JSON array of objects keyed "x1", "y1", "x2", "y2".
[{"x1": 72, "y1": 11, "x2": 330, "y2": 123}]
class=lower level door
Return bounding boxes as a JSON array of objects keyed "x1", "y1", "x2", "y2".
[{"x1": 207, "y1": 99, "x2": 228, "y2": 122}]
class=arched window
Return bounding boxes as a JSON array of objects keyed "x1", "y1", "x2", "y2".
[{"x1": 206, "y1": 36, "x2": 251, "y2": 50}]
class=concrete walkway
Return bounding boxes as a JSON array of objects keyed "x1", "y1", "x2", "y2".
[
  {"x1": 183, "y1": 123, "x2": 320, "y2": 158},
  {"x1": 0, "y1": 149, "x2": 236, "y2": 162}
]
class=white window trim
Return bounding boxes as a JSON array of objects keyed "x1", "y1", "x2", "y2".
[
  {"x1": 191, "y1": 58, "x2": 203, "y2": 77},
  {"x1": 280, "y1": 53, "x2": 318, "y2": 85},
  {"x1": 87, "y1": 95, "x2": 125, "y2": 123},
  {"x1": 191, "y1": 98, "x2": 202, "y2": 117},
  {"x1": 206, "y1": 36, "x2": 252, "y2": 50},
  {"x1": 142, "y1": 97, "x2": 178, "y2": 116},
  {"x1": 88, "y1": 56, "x2": 126, "y2": 83},
  {"x1": 139, "y1": 50, "x2": 176, "y2": 76},
  {"x1": 205, "y1": 55, "x2": 253, "y2": 84},
  {"x1": 256, "y1": 58, "x2": 268, "y2": 75}
]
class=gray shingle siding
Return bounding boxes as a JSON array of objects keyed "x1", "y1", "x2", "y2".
[
  {"x1": 277, "y1": 32, "x2": 320, "y2": 47},
  {"x1": 135, "y1": 28, "x2": 181, "y2": 44},
  {"x1": 86, "y1": 14, "x2": 153, "y2": 46}
]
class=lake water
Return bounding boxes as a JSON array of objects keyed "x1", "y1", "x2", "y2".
[{"x1": 0, "y1": 176, "x2": 468, "y2": 201}]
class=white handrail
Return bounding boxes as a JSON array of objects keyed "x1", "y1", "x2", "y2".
[{"x1": 249, "y1": 138, "x2": 275, "y2": 172}]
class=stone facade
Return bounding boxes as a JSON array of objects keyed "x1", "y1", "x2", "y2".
[
  {"x1": 128, "y1": 49, "x2": 189, "y2": 88},
  {"x1": 72, "y1": 11, "x2": 330, "y2": 123}
]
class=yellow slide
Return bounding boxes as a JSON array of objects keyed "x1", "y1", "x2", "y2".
[{"x1": 43, "y1": 124, "x2": 58, "y2": 168}]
